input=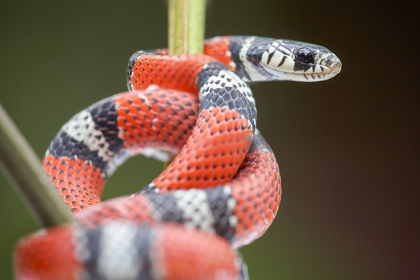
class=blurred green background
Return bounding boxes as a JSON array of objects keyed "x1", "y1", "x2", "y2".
[{"x1": 0, "y1": 0, "x2": 417, "y2": 279}]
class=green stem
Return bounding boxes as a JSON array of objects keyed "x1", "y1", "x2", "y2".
[
  {"x1": 0, "y1": 104, "x2": 74, "y2": 227},
  {"x1": 168, "y1": 0, "x2": 207, "y2": 55}
]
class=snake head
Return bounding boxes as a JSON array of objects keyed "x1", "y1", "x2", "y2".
[{"x1": 245, "y1": 37, "x2": 342, "y2": 82}]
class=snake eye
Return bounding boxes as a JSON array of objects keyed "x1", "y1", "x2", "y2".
[{"x1": 296, "y1": 48, "x2": 315, "y2": 64}]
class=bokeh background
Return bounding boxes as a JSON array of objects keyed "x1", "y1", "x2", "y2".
[{"x1": 0, "y1": 0, "x2": 418, "y2": 279}]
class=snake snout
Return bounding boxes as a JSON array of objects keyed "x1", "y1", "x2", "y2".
[
  {"x1": 331, "y1": 60, "x2": 342, "y2": 74},
  {"x1": 323, "y1": 53, "x2": 342, "y2": 77}
]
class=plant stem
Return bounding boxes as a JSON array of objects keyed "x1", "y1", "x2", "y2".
[
  {"x1": 168, "y1": 0, "x2": 207, "y2": 55},
  {"x1": 0, "y1": 104, "x2": 74, "y2": 227}
]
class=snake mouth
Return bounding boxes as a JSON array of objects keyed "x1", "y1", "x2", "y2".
[{"x1": 263, "y1": 60, "x2": 342, "y2": 81}]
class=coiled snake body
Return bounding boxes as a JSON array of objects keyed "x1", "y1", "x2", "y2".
[{"x1": 15, "y1": 36, "x2": 341, "y2": 280}]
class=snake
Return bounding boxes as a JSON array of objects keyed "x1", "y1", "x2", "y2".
[{"x1": 14, "y1": 36, "x2": 341, "y2": 280}]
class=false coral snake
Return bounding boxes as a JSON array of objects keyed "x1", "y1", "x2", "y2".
[{"x1": 14, "y1": 36, "x2": 341, "y2": 280}]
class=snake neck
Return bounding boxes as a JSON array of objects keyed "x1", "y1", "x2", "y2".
[{"x1": 204, "y1": 36, "x2": 268, "y2": 82}]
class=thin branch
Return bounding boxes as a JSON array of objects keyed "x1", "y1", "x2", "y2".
[
  {"x1": 168, "y1": 0, "x2": 207, "y2": 55},
  {"x1": 0, "y1": 104, "x2": 74, "y2": 227}
]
